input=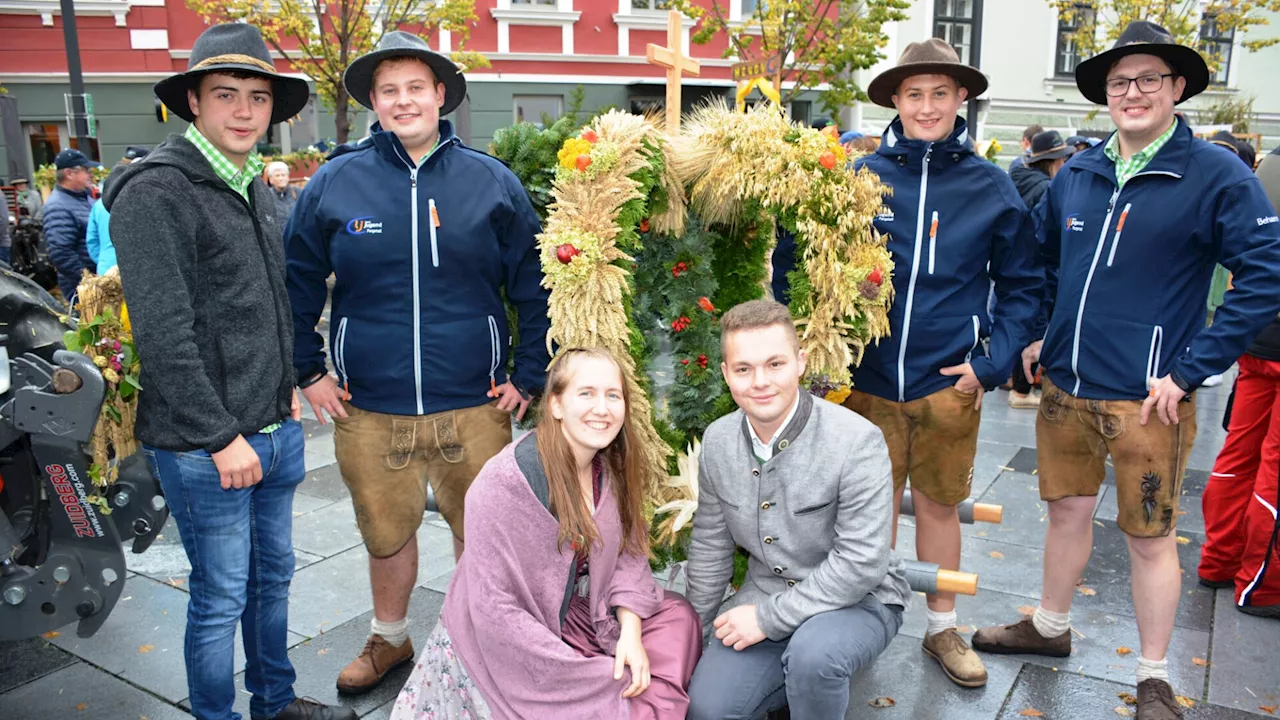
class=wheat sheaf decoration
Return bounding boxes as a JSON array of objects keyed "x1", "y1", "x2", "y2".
[
  {"x1": 538, "y1": 110, "x2": 685, "y2": 501},
  {"x1": 671, "y1": 104, "x2": 894, "y2": 389}
]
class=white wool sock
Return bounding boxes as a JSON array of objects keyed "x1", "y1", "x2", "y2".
[
  {"x1": 371, "y1": 617, "x2": 410, "y2": 648},
  {"x1": 1137, "y1": 656, "x2": 1170, "y2": 684},
  {"x1": 1031, "y1": 606, "x2": 1071, "y2": 638},
  {"x1": 925, "y1": 609, "x2": 957, "y2": 637}
]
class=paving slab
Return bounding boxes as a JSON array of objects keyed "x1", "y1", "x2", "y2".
[
  {"x1": 963, "y1": 471, "x2": 1054, "y2": 549},
  {"x1": 0, "y1": 661, "x2": 192, "y2": 720},
  {"x1": 290, "y1": 498, "x2": 365, "y2": 558},
  {"x1": 971, "y1": 440, "x2": 1022, "y2": 500},
  {"x1": 845, "y1": 632, "x2": 1022, "y2": 719},
  {"x1": 126, "y1": 517, "x2": 325, "y2": 591},
  {"x1": 0, "y1": 637, "x2": 77, "y2": 694},
  {"x1": 188, "y1": 588, "x2": 447, "y2": 720},
  {"x1": 47, "y1": 574, "x2": 301, "y2": 703},
  {"x1": 978, "y1": 417, "x2": 1039, "y2": 449},
  {"x1": 298, "y1": 462, "x2": 351, "y2": 502},
  {"x1": 290, "y1": 522, "x2": 455, "y2": 637},
  {"x1": 1208, "y1": 588, "x2": 1280, "y2": 715},
  {"x1": 1070, "y1": 522, "x2": 1215, "y2": 633},
  {"x1": 995, "y1": 663, "x2": 1145, "y2": 720}
]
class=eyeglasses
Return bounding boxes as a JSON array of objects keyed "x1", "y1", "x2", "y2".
[{"x1": 1105, "y1": 73, "x2": 1177, "y2": 97}]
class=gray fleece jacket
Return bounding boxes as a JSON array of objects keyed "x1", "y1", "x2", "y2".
[
  {"x1": 685, "y1": 391, "x2": 911, "y2": 641},
  {"x1": 103, "y1": 133, "x2": 295, "y2": 453}
]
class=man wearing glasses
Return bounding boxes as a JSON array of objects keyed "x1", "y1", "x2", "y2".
[{"x1": 973, "y1": 21, "x2": 1280, "y2": 720}]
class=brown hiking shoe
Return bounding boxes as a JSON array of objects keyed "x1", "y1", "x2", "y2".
[
  {"x1": 1136, "y1": 679, "x2": 1184, "y2": 719},
  {"x1": 336, "y1": 635, "x2": 414, "y2": 694},
  {"x1": 922, "y1": 628, "x2": 988, "y2": 687},
  {"x1": 971, "y1": 616, "x2": 1071, "y2": 658}
]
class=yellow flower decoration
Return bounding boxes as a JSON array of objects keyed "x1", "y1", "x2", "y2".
[
  {"x1": 558, "y1": 138, "x2": 593, "y2": 171},
  {"x1": 824, "y1": 387, "x2": 852, "y2": 405}
]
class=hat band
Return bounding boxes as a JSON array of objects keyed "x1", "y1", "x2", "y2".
[
  {"x1": 1031, "y1": 144, "x2": 1068, "y2": 158},
  {"x1": 192, "y1": 53, "x2": 277, "y2": 74}
]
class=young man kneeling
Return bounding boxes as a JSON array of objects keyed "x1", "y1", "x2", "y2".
[{"x1": 685, "y1": 300, "x2": 911, "y2": 720}]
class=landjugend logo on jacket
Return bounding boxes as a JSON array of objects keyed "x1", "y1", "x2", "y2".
[
  {"x1": 1065, "y1": 214, "x2": 1086, "y2": 233},
  {"x1": 346, "y1": 216, "x2": 384, "y2": 235}
]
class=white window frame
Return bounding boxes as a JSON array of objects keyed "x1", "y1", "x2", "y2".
[
  {"x1": 613, "y1": 0, "x2": 694, "y2": 56},
  {"x1": 0, "y1": 0, "x2": 162, "y2": 28},
  {"x1": 491, "y1": 0, "x2": 580, "y2": 54}
]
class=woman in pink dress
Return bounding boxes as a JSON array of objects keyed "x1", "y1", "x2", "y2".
[{"x1": 392, "y1": 347, "x2": 702, "y2": 720}]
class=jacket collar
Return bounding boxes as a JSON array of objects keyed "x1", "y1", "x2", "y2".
[
  {"x1": 53, "y1": 184, "x2": 91, "y2": 200},
  {"x1": 738, "y1": 391, "x2": 814, "y2": 460},
  {"x1": 876, "y1": 116, "x2": 973, "y2": 165},
  {"x1": 1068, "y1": 115, "x2": 1192, "y2": 183},
  {"x1": 368, "y1": 119, "x2": 458, "y2": 170}
]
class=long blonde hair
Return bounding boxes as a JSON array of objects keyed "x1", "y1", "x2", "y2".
[{"x1": 535, "y1": 348, "x2": 649, "y2": 557}]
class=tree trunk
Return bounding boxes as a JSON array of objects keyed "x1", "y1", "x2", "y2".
[{"x1": 334, "y1": 85, "x2": 352, "y2": 144}]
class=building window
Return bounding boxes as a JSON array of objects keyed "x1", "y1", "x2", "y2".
[
  {"x1": 514, "y1": 95, "x2": 564, "y2": 126},
  {"x1": 632, "y1": 0, "x2": 671, "y2": 10},
  {"x1": 1200, "y1": 13, "x2": 1233, "y2": 85},
  {"x1": 742, "y1": 0, "x2": 760, "y2": 14},
  {"x1": 512, "y1": 0, "x2": 556, "y2": 4},
  {"x1": 789, "y1": 100, "x2": 812, "y2": 127},
  {"x1": 933, "y1": 0, "x2": 977, "y2": 66},
  {"x1": 1055, "y1": 3, "x2": 1094, "y2": 77}
]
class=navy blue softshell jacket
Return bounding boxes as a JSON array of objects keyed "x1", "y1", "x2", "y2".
[
  {"x1": 1036, "y1": 117, "x2": 1280, "y2": 400},
  {"x1": 286, "y1": 120, "x2": 551, "y2": 416},
  {"x1": 852, "y1": 117, "x2": 1043, "y2": 402}
]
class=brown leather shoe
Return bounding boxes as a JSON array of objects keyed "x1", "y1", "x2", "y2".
[
  {"x1": 1136, "y1": 679, "x2": 1184, "y2": 719},
  {"x1": 971, "y1": 616, "x2": 1071, "y2": 658},
  {"x1": 336, "y1": 635, "x2": 414, "y2": 694},
  {"x1": 922, "y1": 628, "x2": 988, "y2": 688}
]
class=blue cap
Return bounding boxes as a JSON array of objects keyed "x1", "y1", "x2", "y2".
[
  {"x1": 54, "y1": 149, "x2": 102, "y2": 170},
  {"x1": 1066, "y1": 135, "x2": 1101, "y2": 148},
  {"x1": 839, "y1": 130, "x2": 864, "y2": 144}
]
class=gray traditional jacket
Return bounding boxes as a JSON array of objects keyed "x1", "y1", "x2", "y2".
[{"x1": 685, "y1": 391, "x2": 911, "y2": 641}]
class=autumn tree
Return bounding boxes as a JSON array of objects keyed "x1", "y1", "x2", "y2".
[
  {"x1": 186, "y1": 0, "x2": 487, "y2": 143},
  {"x1": 1052, "y1": 0, "x2": 1280, "y2": 77},
  {"x1": 668, "y1": 0, "x2": 910, "y2": 116}
]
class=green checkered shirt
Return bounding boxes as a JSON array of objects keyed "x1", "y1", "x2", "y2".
[
  {"x1": 184, "y1": 125, "x2": 281, "y2": 434},
  {"x1": 184, "y1": 124, "x2": 265, "y2": 204},
  {"x1": 1104, "y1": 120, "x2": 1177, "y2": 188}
]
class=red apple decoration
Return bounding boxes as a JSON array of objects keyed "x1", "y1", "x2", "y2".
[
  {"x1": 556, "y1": 244, "x2": 580, "y2": 264},
  {"x1": 581, "y1": 129, "x2": 598, "y2": 143},
  {"x1": 868, "y1": 266, "x2": 883, "y2": 285},
  {"x1": 576, "y1": 154, "x2": 592, "y2": 171}
]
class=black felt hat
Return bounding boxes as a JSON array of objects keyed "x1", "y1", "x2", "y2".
[
  {"x1": 343, "y1": 31, "x2": 467, "y2": 116},
  {"x1": 153, "y1": 23, "x2": 311, "y2": 125},
  {"x1": 1026, "y1": 130, "x2": 1075, "y2": 163},
  {"x1": 1074, "y1": 21, "x2": 1209, "y2": 106}
]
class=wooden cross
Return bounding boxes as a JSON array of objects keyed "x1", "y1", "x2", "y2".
[{"x1": 646, "y1": 9, "x2": 701, "y2": 134}]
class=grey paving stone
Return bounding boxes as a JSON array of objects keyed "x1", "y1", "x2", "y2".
[
  {"x1": 995, "y1": 663, "x2": 1140, "y2": 720},
  {"x1": 304, "y1": 431, "x2": 336, "y2": 466},
  {"x1": 292, "y1": 490, "x2": 338, "y2": 517},
  {"x1": 126, "y1": 516, "x2": 326, "y2": 591},
  {"x1": 290, "y1": 498, "x2": 364, "y2": 558},
  {"x1": 964, "y1": 471, "x2": 1053, "y2": 549},
  {"x1": 1208, "y1": 588, "x2": 1280, "y2": 715},
  {"x1": 845, "y1": 632, "x2": 1023, "y2": 719},
  {"x1": 899, "y1": 586, "x2": 1209, "y2": 692},
  {"x1": 954, "y1": 536, "x2": 1049, "y2": 600},
  {"x1": 0, "y1": 637, "x2": 77, "y2": 694},
  {"x1": 362, "y1": 701, "x2": 394, "y2": 719},
  {"x1": 290, "y1": 523, "x2": 454, "y2": 637},
  {"x1": 0, "y1": 662, "x2": 192, "y2": 720},
  {"x1": 298, "y1": 462, "x2": 351, "y2": 502},
  {"x1": 978, "y1": 417, "x2": 1038, "y2": 449},
  {"x1": 1007, "y1": 446, "x2": 1039, "y2": 474},
  {"x1": 971, "y1": 440, "x2": 1022, "y2": 500},
  {"x1": 1070, "y1": 522, "x2": 1215, "y2": 633},
  {"x1": 194, "y1": 588, "x2": 447, "y2": 720},
  {"x1": 49, "y1": 575, "x2": 238, "y2": 702},
  {"x1": 305, "y1": 448, "x2": 339, "y2": 473}
]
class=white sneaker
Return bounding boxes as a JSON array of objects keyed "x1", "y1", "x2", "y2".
[{"x1": 1202, "y1": 373, "x2": 1224, "y2": 388}]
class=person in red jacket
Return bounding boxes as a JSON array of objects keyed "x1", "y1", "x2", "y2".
[{"x1": 1198, "y1": 142, "x2": 1280, "y2": 619}]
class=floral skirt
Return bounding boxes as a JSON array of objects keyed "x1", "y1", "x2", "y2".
[{"x1": 390, "y1": 622, "x2": 491, "y2": 720}]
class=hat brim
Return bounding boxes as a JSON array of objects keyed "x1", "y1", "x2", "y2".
[
  {"x1": 154, "y1": 67, "x2": 312, "y2": 125},
  {"x1": 343, "y1": 48, "x2": 466, "y2": 116},
  {"x1": 867, "y1": 62, "x2": 989, "y2": 109},
  {"x1": 1074, "y1": 44, "x2": 1209, "y2": 106}
]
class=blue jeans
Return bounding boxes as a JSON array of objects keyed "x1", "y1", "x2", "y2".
[
  {"x1": 0, "y1": 246, "x2": 10, "y2": 266},
  {"x1": 144, "y1": 421, "x2": 306, "y2": 720},
  {"x1": 686, "y1": 594, "x2": 903, "y2": 720}
]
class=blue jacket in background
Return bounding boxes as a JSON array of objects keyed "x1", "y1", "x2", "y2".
[
  {"x1": 286, "y1": 119, "x2": 551, "y2": 416},
  {"x1": 1036, "y1": 117, "x2": 1280, "y2": 400},
  {"x1": 43, "y1": 185, "x2": 95, "y2": 301},
  {"x1": 852, "y1": 117, "x2": 1042, "y2": 402},
  {"x1": 86, "y1": 199, "x2": 118, "y2": 273}
]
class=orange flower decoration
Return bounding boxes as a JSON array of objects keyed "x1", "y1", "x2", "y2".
[
  {"x1": 819, "y1": 151, "x2": 836, "y2": 170},
  {"x1": 581, "y1": 129, "x2": 598, "y2": 143},
  {"x1": 575, "y1": 154, "x2": 592, "y2": 171}
]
